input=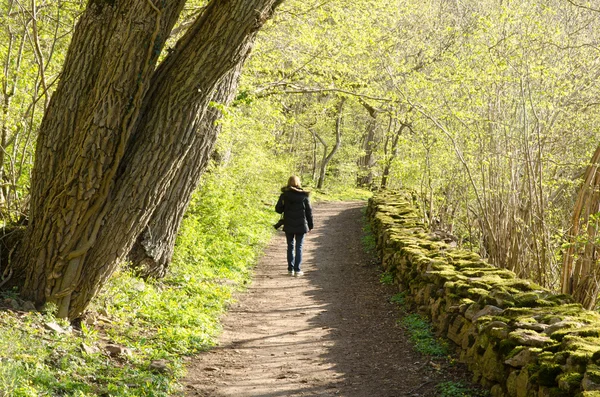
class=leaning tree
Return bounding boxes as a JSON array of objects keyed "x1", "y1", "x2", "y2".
[{"x1": 12, "y1": 0, "x2": 283, "y2": 319}]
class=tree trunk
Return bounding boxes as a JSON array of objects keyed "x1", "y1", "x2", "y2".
[
  {"x1": 357, "y1": 99, "x2": 378, "y2": 187},
  {"x1": 317, "y1": 97, "x2": 345, "y2": 189},
  {"x1": 128, "y1": 66, "x2": 242, "y2": 279},
  {"x1": 381, "y1": 122, "x2": 407, "y2": 189},
  {"x1": 16, "y1": 0, "x2": 282, "y2": 319}
]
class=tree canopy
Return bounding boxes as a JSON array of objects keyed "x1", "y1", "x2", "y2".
[{"x1": 2, "y1": 0, "x2": 600, "y2": 311}]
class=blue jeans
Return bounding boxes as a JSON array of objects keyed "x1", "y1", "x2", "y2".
[{"x1": 286, "y1": 232, "x2": 305, "y2": 272}]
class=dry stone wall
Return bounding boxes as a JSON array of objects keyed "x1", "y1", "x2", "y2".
[{"x1": 368, "y1": 191, "x2": 600, "y2": 397}]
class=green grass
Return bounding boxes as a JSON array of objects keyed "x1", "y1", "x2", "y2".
[
  {"x1": 361, "y1": 211, "x2": 377, "y2": 256},
  {"x1": 0, "y1": 167, "x2": 370, "y2": 395},
  {"x1": 390, "y1": 292, "x2": 407, "y2": 306},
  {"x1": 399, "y1": 313, "x2": 449, "y2": 357},
  {"x1": 0, "y1": 167, "x2": 278, "y2": 396},
  {"x1": 310, "y1": 186, "x2": 372, "y2": 202},
  {"x1": 379, "y1": 271, "x2": 395, "y2": 285},
  {"x1": 436, "y1": 381, "x2": 490, "y2": 397}
]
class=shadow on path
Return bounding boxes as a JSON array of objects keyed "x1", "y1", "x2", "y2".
[{"x1": 182, "y1": 201, "x2": 466, "y2": 397}]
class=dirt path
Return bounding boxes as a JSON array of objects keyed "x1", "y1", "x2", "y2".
[{"x1": 182, "y1": 201, "x2": 470, "y2": 397}]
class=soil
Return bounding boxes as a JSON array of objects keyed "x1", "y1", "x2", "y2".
[{"x1": 182, "y1": 201, "x2": 479, "y2": 397}]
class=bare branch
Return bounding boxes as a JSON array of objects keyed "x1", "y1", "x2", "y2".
[
  {"x1": 566, "y1": 0, "x2": 600, "y2": 13},
  {"x1": 255, "y1": 84, "x2": 392, "y2": 102}
]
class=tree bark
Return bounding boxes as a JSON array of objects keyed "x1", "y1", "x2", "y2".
[
  {"x1": 317, "y1": 97, "x2": 345, "y2": 189},
  {"x1": 128, "y1": 66, "x2": 242, "y2": 279},
  {"x1": 357, "y1": 99, "x2": 379, "y2": 188},
  {"x1": 16, "y1": 0, "x2": 282, "y2": 319},
  {"x1": 381, "y1": 122, "x2": 407, "y2": 189}
]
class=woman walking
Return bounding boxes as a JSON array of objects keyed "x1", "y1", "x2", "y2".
[{"x1": 275, "y1": 176, "x2": 313, "y2": 276}]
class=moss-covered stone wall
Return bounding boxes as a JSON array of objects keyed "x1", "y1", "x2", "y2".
[{"x1": 368, "y1": 191, "x2": 600, "y2": 397}]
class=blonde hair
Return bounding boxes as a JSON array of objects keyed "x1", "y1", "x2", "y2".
[{"x1": 287, "y1": 175, "x2": 301, "y2": 188}]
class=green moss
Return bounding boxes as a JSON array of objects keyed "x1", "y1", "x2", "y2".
[
  {"x1": 546, "y1": 294, "x2": 575, "y2": 305},
  {"x1": 562, "y1": 336, "x2": 600, "y2": 354},
  {"x1": 502, "y1": 280, "x2": 538, "y2": 292},
  {"x1": 554, "y1": 351, "x2": 571, "y2": 365},
  {"x1": 546, "y1": 387, "x2": 570, "y2": 397},
  {"x1": 502, "y1": 307, "x2": 538, "y2": 319},
  {"x1": 542, "y1": 342, "x2": 562, "y2": 353},
  {"x1": 575, "y1": 327, "x2": 600, "y2": 339},
  {"x1": 466, "y1": 287, "x2": 490, "y2": 301},
  {"x1": 535, "y1": 299, "x2": 558, "y2": 307},
  {"x1": 581, "y1": 392, "x2": 600, "y2": 397},
  {"x1": 557, "y1": 372, "x2": 583, "y2": 393},
  {"x1": 585, "y1": 364, "x2": 600, "y2": 383},
  {"x1": 538, "y1": 351, "x2": 554, "y2": 362},
  {"x1": 514, "y1": 292, "x2": 543, "y2": 307},
  {"x1": 499, "y1": 338, "x2": 520, "y2": 356},
  {"x1": 537, "y1": 363, "x2": 562, "y2": 387},
  {"x1": 505, "y1": 345, "x2": 527, "y2": 359},
  {"x1": 570, "y1": 351, "x2": 592, "y2": 367}
]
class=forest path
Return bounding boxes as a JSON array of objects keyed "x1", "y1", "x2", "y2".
[{"x1": 182, "y1": 201, "x2": 465, "y2": 397}]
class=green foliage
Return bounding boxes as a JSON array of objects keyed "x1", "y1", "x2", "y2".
[
  {"x1": 361, "y1": 212, "x2": 377, "y2": 255},
  {"x1": 390, "y1": 292, "x2": 407, "y2": 307},
  {"x1": 311, "y1": 186, "x2": 372, "y2": 202},
  {"x1": 436, "y1": 381, "x2": 490, "y2": 397},
  {"x1": 400, "y1": 313, "x2": 449, "y2": 357},
  {"x1": 0, "y1": 0, "x2": 83, "y2": 223},
  {"x1": 5, "y1": 0, "x2": 600, "y2": 392},
  {"x1": 0, "y1": 92, "x2": 288, "y2": 394},
  {"x1": 379, "y1": 271, "x2": 394, "y2": 285}
]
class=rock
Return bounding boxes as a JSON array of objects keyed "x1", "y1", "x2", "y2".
[
  {"x1": 514, "y1": 322, "x2": 548, "y2": 333},
  {"x1": 81, "y1": 343, "x2": 100, "y2": 355},
  {"x1": 472, "y1": 305, "x2": 504, "y2": 322},
  {"x1": 491, "y1": 384, "x2": 507, "y2": 397},
  {"x1": 486, "y1": 320, "x2": 509, "y2": 330},
  {"x1": 3, "y1": 298, "x2": 19, "y2": 310},
  {"x1": 204, "y1": 366, "x2": 220, "y2": 371},
  {"x1": 84, "y1": 314, "x2": 97, "y2": 326},
  {"x1": 97, "y1": 316, "x2": 113, "y2": 324},
  {"x1": 509, "y1": 329, "x2": 553, "y2": 347},
  {"x1": 547, "y1": 317, "x2": 564, "y2": 325},
  {"x1": 487, "y1": 320, "x2": 510, "y2": 340},
  {"x1": 490, "y1": 327, "x2": 510, "y2": 340},
  {"x1": 505, "y1": 348, "x2": 538, "y2": 368},
  {"x1": 506, "y1": 370, "x2": 518, "y2": 397},
  {"x1": 482, "y1": 344, "x2": 505, "y2": 382},
  {"x1": 22, "y1": 301, "x2": 36, "y2": 311},
  {"x1": 44, "y1": 321, "x2": 67, "y2": 334},
  {"x1": 545, "y1": 320, "x2": 583, "y2": 336},
  {"x1": 447, "y1": 315, "x2": 467, "y2": 345},
  {"x1": 465, "y1": 303, "x2": 483, "y2": 320},
  {"x1": 491, "y1": 290, "x2": 515, "y2": 307},
  {"x1": 558, "y1": 372, "x2": 584, "y2": 393},
  {"x1": 105, "y1": 344, "x2": 132, "y2": 357},
  {"x1": 583, "y1": 366, "x2": 600, "y2": 391},
  {"x1": 149, "y1": 359, "x2": 170, "y2": 374},
  {"x1": 516, "y1": 368, "x2": 532, "y2": 397}
]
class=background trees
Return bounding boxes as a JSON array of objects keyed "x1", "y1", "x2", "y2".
[
  {"x1": 236, "y1": 0, "x2": 600, "y2": 304},
  {"x1": 3, "y1": 0, "x2": 600, "y2": 316}
]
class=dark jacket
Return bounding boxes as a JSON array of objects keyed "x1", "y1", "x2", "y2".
[{"x1": 275, "y1": 187, "x2": 313, "y2": 233}]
